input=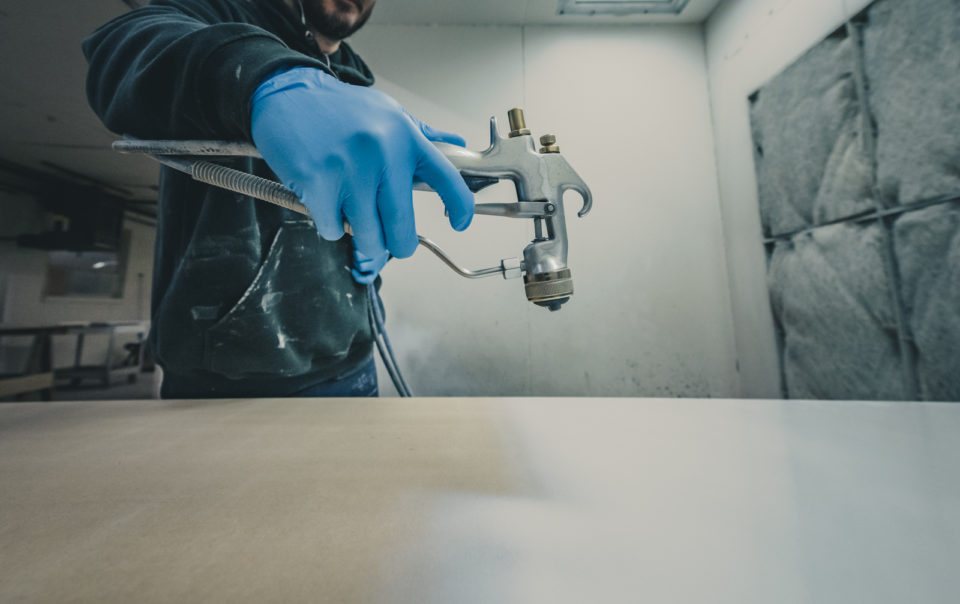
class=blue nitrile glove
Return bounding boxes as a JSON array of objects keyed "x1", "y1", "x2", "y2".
[
  {"x1": 250, "y1": 67, "x2": 474, "y2": 284},
  {"x1": 350, "y1": 111, "x2": 469, "y2": 283}
]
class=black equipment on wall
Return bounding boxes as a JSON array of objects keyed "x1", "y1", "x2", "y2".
[{"x1": 16, "y1": 185, "x2": 125, "y2": 252}]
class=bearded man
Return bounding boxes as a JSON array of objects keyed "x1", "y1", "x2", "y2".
[{"x1": 84, "y1": 0, "x2": 474, "y2": 398}]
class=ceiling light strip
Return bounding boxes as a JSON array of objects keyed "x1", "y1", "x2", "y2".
[{"x1": 557, "y1": 0, "x2": 692, "y2": 16}]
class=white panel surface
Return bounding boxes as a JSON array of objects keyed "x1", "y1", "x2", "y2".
[{"x1": 1, "y1": 397, "x2": 958, "y2": 602}]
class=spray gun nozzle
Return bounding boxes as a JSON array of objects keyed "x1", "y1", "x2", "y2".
[{"x1": 523, "y1": 268, "x2": 573, "y2": 311}]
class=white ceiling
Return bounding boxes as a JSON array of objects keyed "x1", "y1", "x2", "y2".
[
  {"x1": 0, "y1": 0, "x2": 722, "y2": 204},
  {"x1": 0, "y1": 1, "x2": 157, "y2": 200}
]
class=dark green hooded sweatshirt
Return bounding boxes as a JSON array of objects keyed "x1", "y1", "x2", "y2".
[{"x1": 83, "y1": 0, "x2": 379, "y2": 397}]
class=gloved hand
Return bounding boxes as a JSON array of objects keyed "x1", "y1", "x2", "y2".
[{"x1": 250, "y1": 67, "x2": 475, "y2": 284}]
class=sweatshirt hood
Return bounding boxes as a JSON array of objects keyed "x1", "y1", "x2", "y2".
[{"x1": 270, "y1": 0, "x2": 375, "y2": 86}]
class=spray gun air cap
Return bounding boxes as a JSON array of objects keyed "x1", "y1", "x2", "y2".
[{"x1": 524, "y1": 268, "x2": 573, "y2": 311}]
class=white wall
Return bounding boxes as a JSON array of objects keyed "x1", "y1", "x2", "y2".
[
  {"x1": 704, "y1": 0, "x2": 874, "y2": 398},
  {"x1": 0, "y1": 191, "x2": 155, "y2": 371},
  {"x1": 350, "y1": 24, "x2": 739, "y2": 397}
]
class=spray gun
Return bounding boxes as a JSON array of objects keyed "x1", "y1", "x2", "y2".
[
  {"x1": 113, "y1": 108, "x2": 593, "y2": 310},
  {"x1": 422, "y1": 108, "x2": 593, "y2": 310}
]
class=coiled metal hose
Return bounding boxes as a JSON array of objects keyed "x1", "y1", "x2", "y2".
[{"x1": 190, "y1": 160, "x2": 311, "y2": 217}]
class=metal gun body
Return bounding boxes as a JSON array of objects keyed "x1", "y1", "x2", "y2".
[
  {"x1": 113, "y1": 109, "x2": 593, "y2": 310},
  {"x1": 419, "y1": 115, "x2": 592, "y2": 309}
]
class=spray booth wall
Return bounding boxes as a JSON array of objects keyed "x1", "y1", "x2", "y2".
[{"x1": 350, "y1": 24, "x2": 739, "y2": 397}]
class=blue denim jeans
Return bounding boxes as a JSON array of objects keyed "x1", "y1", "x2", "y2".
[{"x1": 290, "y1": 357, "x2": 379, "y2": 398}]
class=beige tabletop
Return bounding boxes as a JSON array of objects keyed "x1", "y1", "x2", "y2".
[{"x1": 1, "y1": 397, "x2": 958, "y2": 603}]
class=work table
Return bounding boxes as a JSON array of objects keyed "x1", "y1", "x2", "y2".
[{"x1": 1, "y1": 397, "x2": 958, "y2": 603}]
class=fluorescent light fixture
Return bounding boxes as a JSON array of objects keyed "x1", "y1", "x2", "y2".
[{"x1": 557, "y1": 0, "x2": 691, "y2": 16}]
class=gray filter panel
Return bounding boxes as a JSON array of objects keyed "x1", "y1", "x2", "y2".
[
  {"x1": 751, "y1": 34, "x2": 875, "y2": 237},
  {"x1": 893, "y1": 204, "x2": 960, "y2": 401},
  {"x1": 768, "y1": 223, "x2": 903, "y2": 400},
  {"x1": 751, "y1": 0, "x2": 960, "y2": 400},
  {"x1": 864, "y1": 0, "x2": 960, "y2": 205}
]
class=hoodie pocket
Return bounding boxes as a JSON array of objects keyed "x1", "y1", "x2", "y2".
[{"x1": 203, "y1": 220, "x2": 370, "y2": 379}]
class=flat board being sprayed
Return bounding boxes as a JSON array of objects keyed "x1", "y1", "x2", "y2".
[{"x1": 1, "y1": 397, "x2": 958, "y2": 603}]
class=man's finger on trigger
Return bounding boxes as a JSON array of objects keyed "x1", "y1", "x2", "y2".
[
  {"x1": 377, "y1": 170, "x2": 418, "y2": 258},
  {"x1": 300, "y1": 177, "x2": 345, "y2": 240},
  {"x1": 415, "y1": 144, "x2": 474, "y2": 231},
  {"x1": 341, "y1": 192, "x2": 388, "y2": 264}
]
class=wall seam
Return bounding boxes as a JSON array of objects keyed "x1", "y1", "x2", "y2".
[
  {"x1": 520, "y1": 26, "x2": 528, "y2": 108},
  {"x1": 702, "y1": 19, "x2": 751, "y2": 398}
]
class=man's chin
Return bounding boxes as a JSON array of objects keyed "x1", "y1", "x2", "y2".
[
  {"x1": 330, "y1": 15, "x2": 358, "y2": 30},
  {"x1": 305, "y1": 0, "x2": 372, "y2": 40}
]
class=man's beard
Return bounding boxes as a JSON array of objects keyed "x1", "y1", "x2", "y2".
[{"x1": 303, "y1": 0, "x2": 373, "y2": 41}]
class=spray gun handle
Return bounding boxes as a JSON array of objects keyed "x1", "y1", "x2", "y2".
[{"x1": 429, "y1": 125, "x2": 592, "y2": 218}]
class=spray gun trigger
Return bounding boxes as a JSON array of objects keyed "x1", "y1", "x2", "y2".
[
  {"x1": 474, "y1": 202, "x2": 555, "y2": 219},
  {"x1": 444, "y1": 201, "x2": 553, "y2": 219}
]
